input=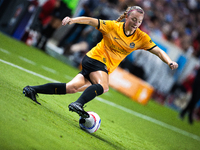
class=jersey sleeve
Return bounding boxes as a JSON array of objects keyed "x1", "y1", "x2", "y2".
[
  {"x1": 140, "y1": 33, "x2": 157, "y2": 51},
  {"x1": 96, "y1": 19, "x2": 114, "y2": 34}
]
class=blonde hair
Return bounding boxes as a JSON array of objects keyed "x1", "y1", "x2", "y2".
[{"x1": 116, "y1": 6, "x2": 144, "y2": 22}]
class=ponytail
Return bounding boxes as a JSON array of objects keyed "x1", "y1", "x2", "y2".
[
  {"x1": 116, "y1": 6, "x2": 131, "y2": 22},
  {"x1": 116, "y1": 6, "x2": 144, "y2": 22}
]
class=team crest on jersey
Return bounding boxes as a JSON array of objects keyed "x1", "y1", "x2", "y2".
[
  {"x1": 103, "y1": 20, "x2": 106, "y2": 25},
  {"x1": 130, "y1": 42, "x2": 135, "y2": 48},
  {"x1": 103, "y1": 58, "x2": 106, "y2": 63}
]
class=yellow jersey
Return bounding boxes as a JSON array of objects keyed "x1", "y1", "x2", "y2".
[{"x1": 86, "y1": 19, "x2": 156, "y2": 74}]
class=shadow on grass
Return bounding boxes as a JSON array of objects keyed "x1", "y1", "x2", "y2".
[
  {"x1": 38, "y1": 100, "x2": 126, "y2": 150},
  {"x1": 91, "y1": 133, "x2": 126, "y2": 150}
]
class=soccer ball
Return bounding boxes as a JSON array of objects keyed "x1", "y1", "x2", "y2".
[{"x1": 79, "y1": 111, "x2": 101, "y2": 133}]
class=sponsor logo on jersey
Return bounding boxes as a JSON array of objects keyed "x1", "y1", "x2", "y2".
[{"x1": 110, "y1": 44, "x2": 129, "y2": 55}]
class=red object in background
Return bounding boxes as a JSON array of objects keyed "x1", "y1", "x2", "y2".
[
  {"x1": 182, "y1": 74, "x2": 195, "y2": 93},
  {"x1": 39, "y1": 0, "x2": 57, "y2": 26}
]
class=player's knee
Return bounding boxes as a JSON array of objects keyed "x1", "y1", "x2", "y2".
[
  {"x1": 66, "y1": 84, "x2": 78, "y2": 93},
  {"x1": 104, "y1": 87, "x2": 109, "y2": 93},
  {"x1": 99, "y1": 84, "x2": 109, "y2": 94},
  {"x1": 67, "y1": 88, "x2": 78, "y2": 94}
]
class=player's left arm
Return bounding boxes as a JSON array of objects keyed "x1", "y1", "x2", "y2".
[
  {"x1": 149, "y1": 46, "x2": 178, "y2": 70},
  {"x1": 62, "y1": 16, "x2": 98, "y2": 27}
]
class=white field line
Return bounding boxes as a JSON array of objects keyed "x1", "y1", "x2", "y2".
[
  {"x1": 0, "y1": 58, "x2": 200, "y2": 141},
  {"x1": 0, "y1": 48, "x2": 11, "y2": 54},
  {"x1": 0, "y1": 59, "x2": 59, "y2": 83},
  {"x1": 65, "y1": 75, "x2": 73, "y2": 80},
  {"x1": 41, "y1": 65, "x2": 57, "y2": 74},
  {"x1": 96, "y1": 97, "x2": 200, "y2": 141},
  {"x1": 18, "y1": 56, "x2": 36, "y2": 65}
]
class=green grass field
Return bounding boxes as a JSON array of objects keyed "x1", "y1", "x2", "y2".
[{"x1": 0, "y1": 32, "x2": 200, "y2": 150}]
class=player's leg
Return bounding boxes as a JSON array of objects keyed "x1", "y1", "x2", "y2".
[
  {"x1": 23, "y1": 73, "x2": 91, "y2": 105},
  {"x1": 68, "y1": 55, "x2": 109, "y2": 118},
  {"x1": 23, "y1": 83, "x2": 67, "y2": 104},
  {"x1": 66, "y1": 73, "x2": 92, "y2": 93},
  {"x1": 25, "y1": 83, "x2": 66, "y2": 94},
  {"x1": 70, "y1": 70, "x2": 108, "y2": 106},
  {"x1": 69, "y1": 70, "x2": 109, "y2": 118},
  {"x1": 67, "y1": 73, "x2": 95, "y2": 118}
]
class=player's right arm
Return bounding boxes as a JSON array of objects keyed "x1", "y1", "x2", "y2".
[{"x1": 62, "y1": 16, "x2": 98, "y2": 28}]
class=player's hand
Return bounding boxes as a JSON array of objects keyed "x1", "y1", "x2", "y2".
[
  {"x1": 169, "y1": 62, "x2": 178, "y2": 70},
  {"x1": 62, "y1": 17, "x2": 73, "y2": 26}
]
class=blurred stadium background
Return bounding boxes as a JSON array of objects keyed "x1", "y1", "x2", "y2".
[{"x1": 0, "y1": 0, "x2": 200, "y2": 122}]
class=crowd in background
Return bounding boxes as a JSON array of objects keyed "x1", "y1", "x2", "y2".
[
  {"x1": 139, "y1": 0, "x2": 200, "y2": 58},
  {"x1": 52, "y1": 0, "x2": 200, "y2": 59},
  {"x1": 1, "y1": 0, "x2": 200, "y2": 59}
]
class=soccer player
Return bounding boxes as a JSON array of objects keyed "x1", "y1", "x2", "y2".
[{"x1": 23, "y1": 6, "x2": 178, "y2": 118}]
